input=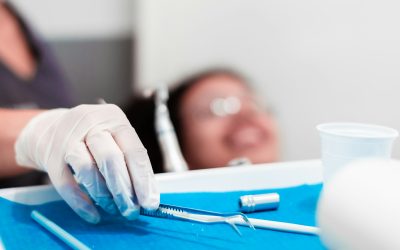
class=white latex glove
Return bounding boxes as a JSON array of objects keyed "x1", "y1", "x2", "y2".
[{"x1": 15, "y1": 104, "x2": 159, "y2": 223}]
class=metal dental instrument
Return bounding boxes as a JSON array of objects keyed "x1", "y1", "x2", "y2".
[{"x1": 140, "y1": 203, "x2": 255, "y2": 236}]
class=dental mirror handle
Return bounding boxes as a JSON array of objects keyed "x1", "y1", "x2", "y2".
[{"x1": 234, "y1": 217, "x2": 319, "y2": 235}]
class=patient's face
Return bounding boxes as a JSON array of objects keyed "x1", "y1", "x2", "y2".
[{"x1": 180, "y1": 74, "x2": 279, "y2": 170}]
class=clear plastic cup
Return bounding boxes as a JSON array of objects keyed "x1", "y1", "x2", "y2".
[{"x1": 317, "y1": 122, "x2": 398, "y2": 182}]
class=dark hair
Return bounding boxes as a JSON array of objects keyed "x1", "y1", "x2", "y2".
[
  {"x1": 123, "y1": 68, "x2": 249, "y2": 172},
  {"x1": 123, "y1": 94, "x2": 163, "y2": 173}
]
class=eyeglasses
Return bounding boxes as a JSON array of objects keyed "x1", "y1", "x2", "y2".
[{"x1": 189, "y1": 95, "x2": 269, "y2": 120}]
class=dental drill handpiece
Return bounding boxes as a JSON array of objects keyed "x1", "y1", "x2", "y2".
[{"x1": 155, "y1": 87, "x2": 189, "y2": 172}]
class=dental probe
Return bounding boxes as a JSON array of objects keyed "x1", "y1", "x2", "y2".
[{"x1": 141, "y1": 203, "x2": 254, "y2": 236}]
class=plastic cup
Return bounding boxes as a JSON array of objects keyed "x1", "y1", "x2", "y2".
[{"x1": 317, "y1": 122, "x2": 398, "y2": 182}]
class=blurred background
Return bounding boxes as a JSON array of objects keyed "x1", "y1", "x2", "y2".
[{"x1": 10, "y1": 0, "x2": 400, "y2": 161}]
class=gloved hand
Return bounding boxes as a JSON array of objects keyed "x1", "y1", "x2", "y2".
[{"x1": 15, "y1": 104, "x2": 159, "y2": 223}]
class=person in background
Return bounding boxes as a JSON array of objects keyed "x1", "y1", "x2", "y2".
[
  {"x1": 125, "y1": 69, "x2": 280, "y2": 172},
  {"x1": 0, "y1": 2, "x2": 159, "y2": 223},
  {"x1": 0, "y1": 1, "x2": 75, "y2": 187}
]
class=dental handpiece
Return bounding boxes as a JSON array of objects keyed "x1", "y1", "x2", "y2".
[{"x1": 154, "y1": 87, "x2": 189, "y2": 172}]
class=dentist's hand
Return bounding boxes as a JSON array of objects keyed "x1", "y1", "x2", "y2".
[{"x1": 15, "y1": 104, "x2": 159, "y2": 223}]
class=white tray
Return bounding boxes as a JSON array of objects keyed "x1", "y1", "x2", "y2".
[{"x1": 0, "y1": 159, "x2": 322, "y2": 205}]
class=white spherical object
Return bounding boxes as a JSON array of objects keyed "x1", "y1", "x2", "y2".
[{"x1": 317, "y1": 158, "x2": 400, "y2": 249}]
